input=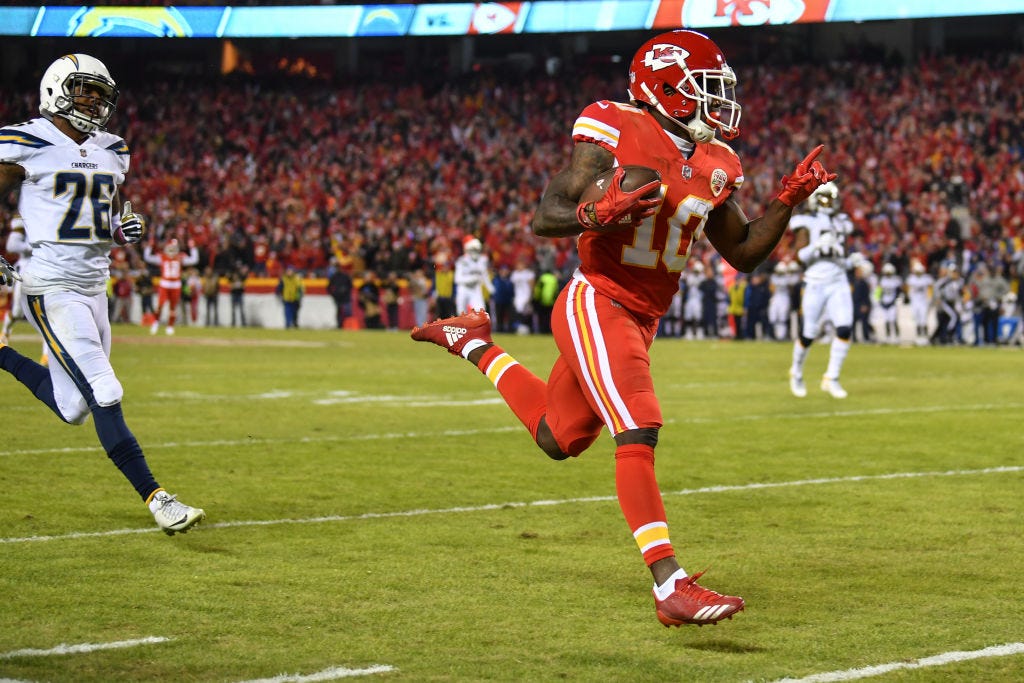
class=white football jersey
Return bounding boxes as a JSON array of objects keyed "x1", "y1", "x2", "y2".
[
  {"x1": 0, "y1": 117, "x2": 129, "y2": 296},
  {"x1": 878, "y1": 275, "x2": 904, "y2": 307},
  {"x1": 906, "y1": 272, "x2": 934, "y2": 303},
  {"x1": 454, "y1": 253, "x2": 489, "y2": 289},
  {"x1": 790, "y1": 211, "x2": 854, "y2": 285},
  {"x1": 769, "y1": 272, "x2": 792, "y2": 302}
]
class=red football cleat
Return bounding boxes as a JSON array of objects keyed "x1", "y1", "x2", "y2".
[
  {"x1": 654, "y1": 570, "x2": 745, "y2": 627},
  {"x1": 411, "y1": 309, "x2": 493, "y2": 357}
]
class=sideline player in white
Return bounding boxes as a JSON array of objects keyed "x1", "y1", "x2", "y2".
[
  {"x1": 1, "y1": 213, "x2": 50, "y2": 365},
  {"x1": 682, "y1": 261, "x2": 705, "y2": 339},
  {"x1": 768, "y1": 260, "x2": 794, "y2": 340},
  {"x1": 454, "y1": 236, "x2": 490, "y2": 314},
  {"x1": 877, "y1": 263, "x2": 904, "y2": 344},
  {"x1": 509, "y1": 256, "x2": 535, "y2": 334},
  {"x1": 0, "y1": 54, "x2": 204, "y2": 534},
  {"x1": 787, "y1": 181, "x2": 855, "y2": 398},
  {"x1": 905, "y1": 259, "x2": 934, "y2": 345}
]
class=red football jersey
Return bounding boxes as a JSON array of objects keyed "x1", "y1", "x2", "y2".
[{"x1": 572, "y1": 100, "x2": 744, "y2": 319}]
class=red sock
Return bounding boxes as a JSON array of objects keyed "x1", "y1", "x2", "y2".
[
  {"x1": 615, "y1": 443, "x2": 675, "y2": 566},
  {"x1": 476, "y1": 345, "x2": 548, "y2": 440}
]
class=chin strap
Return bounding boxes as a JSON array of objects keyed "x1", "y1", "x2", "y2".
[{"x1": 682, "y1": 117, "x2": 716, "y2": 143}]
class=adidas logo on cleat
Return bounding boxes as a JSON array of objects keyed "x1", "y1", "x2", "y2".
[{"x1": 443, "y1": 325, "x2": 467, "y2": 346}]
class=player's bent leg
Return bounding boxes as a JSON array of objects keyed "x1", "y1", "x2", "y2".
[{"x1": 534, "y1": 417, "x2": 570, "y2": 460}]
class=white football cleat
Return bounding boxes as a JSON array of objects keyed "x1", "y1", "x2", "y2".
[
  {"x1": 820, "y1": 376, "x2": 848, "y2": 399},
  {"x1": 150, "y1": 490, "x2": 205, "y2": 536},
  {"x1": 789, "y1": 369, "x2": 807, "y2": 398},
  {"x1": 150, "y1": 321, "x2": 159, "y2": 335},
  {"x1": 166, "y1": 326, "x2": 175, "y2": 336}
]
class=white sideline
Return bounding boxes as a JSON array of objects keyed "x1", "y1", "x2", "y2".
[
  {"x1": 1, "y1": 466, "x2": 1019, "y2": 544},
  {"x1": 770, "y1": 642, "x2": 1024, "y2": 682},
  {"x1": 236, "y1": 665, "x2": 395, "y2": 682},
  {"x1": 0, "y1": 636, "x2": 170, "y2": 659}
]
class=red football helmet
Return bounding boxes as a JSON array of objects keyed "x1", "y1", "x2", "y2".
[{"x1": 628, "y1": 30, "x2": 741, "y2": 143}]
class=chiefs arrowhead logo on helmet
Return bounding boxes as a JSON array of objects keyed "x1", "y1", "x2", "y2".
[{"x1": 643, "y1": 44, "x2": 690, "y2": 71}]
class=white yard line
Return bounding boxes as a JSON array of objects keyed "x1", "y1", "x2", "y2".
[
  {"x1": 0, "y1": 636, "x2": 171, "y2": 659},
  {"x1": 3, "y1": 401, "x2": 1022, "y2": 458},
  {"x1": 236, "y1": 664, "x2": 395, "y2": 682},
  {"x1": 1, "y1": 466, "x2": 1019, "y2": 545},
  {"x1": 770, "y1": 642, "x2": 1024, "y2": 682}
]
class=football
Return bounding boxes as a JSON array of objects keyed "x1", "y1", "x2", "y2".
[{"x1": 579, "y1": 165, "x2": 662, "y2": 206}]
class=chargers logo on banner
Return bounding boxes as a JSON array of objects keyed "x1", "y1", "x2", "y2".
[
  {"x1": 66, "y1": 7, "x2": 193, "y2": 37},
  {"x1": 469, "y1": 2, "x2": 524, "y2": 34},
  {"x1": 651, "y1": 0, "x2": 833, "y2": 28},
  {"x1": 359, "y1": 5, "x2": 415, "y2": 36}
]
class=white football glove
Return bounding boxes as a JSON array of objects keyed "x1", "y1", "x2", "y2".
[
  {"x1": 0, "y1": 254, "x2": 20, "y2": 287},
  {"x1": 114, "y1": 201, "x2": 147, "y2": 245}
]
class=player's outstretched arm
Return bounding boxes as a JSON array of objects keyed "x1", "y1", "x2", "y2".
[{"x1": 706, "y1": 146, "x2": 836, "y2": 272}]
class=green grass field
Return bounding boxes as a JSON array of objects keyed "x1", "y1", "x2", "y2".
[{"x1": 1, "y1": 324, "x2": 1022, "y2": 682}]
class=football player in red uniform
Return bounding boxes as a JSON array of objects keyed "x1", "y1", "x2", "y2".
[
  {"x1": 143, "y1": 237, "x2": 199, "y2": 335},
  {"x1": 412, "y1": 30, "x2": 835, "y2": 626}
]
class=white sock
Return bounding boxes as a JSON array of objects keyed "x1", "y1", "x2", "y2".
[
  {"x1": 825, "y1": 338, "x2": 850, "y2": 379},
  {"x1": 147, "y1": 489, "x2": 167, "y2": 513},
  {"x1": 791, "y1": 340, "x2": 808, "y2": 377},
  {"x1": 653, "y1": 568, "x2": 689, "y2": 600},
  {"x1": 460, "y1": 338, "x2": 487, "y2": 359}
]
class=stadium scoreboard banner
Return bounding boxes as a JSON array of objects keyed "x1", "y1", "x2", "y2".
[{"x1": 1, "y1": 1, "x2": 1022, "y2": 38}]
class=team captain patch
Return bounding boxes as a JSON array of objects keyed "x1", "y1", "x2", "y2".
[{"x1": 710, "y1": 168, "x2": 728, "y2": 197}]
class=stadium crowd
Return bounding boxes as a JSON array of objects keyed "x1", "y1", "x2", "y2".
[{"x1": 1, "y1": 50, "x2": 1022, "y2": 337}]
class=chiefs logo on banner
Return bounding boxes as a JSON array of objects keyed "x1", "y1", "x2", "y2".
[
  {"x1": 651, "y1": 0, "x2": 833, "y2": 28},
  {"x1": 469, "y1": 2, "x2": 523, "y2": 34}
]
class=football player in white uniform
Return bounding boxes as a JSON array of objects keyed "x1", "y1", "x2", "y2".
[
  {"x1": 0, "y1": 54, "x2": 204, "y2": 535},
  {"x1": 768, "y1": 260, "x2": 794, "y2": 340},
  {"x1": 1, "y1": 213, "x2": 50, "y2": 365},
  {"x1": 905, "y1": 260, "x2": 934, "y2": 345},
  {"x1": 877, "y1": 263, "x2": 904, "y2": 344},
  {"x1": 787, "y1": 181, "x2": 855, "y2": 398},
  {"x1": 454, "y1": 236, "x2": 490, "y2": 314}
]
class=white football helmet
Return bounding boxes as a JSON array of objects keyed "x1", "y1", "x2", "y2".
[
  {"x1": 910, "y1": 259, "x2": 926, "y2": 274},
  {"x1": 882, "y1": 263, "x2": 897, "y2": 276},
  {"x1": 463, "y1": 237, "x2": 482, "y2": 255},
  {"x1": 808, "y1": 181, "x2": 839, "y2": 215},
  {"x1": 39, "y1": 54, "x2": 119, "y2": 134}
]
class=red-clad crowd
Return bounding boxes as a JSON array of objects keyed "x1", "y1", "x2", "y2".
[{"x1": 2, "y1": 53, "x2": 1022, "y2": 283}]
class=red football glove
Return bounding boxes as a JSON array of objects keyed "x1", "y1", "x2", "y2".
[
  {"x1": 777, "y1": 145, "x2": 838, "y2": 207},
  {"x1": 577, "y1": 167, "x2": 662, "y2": 232}
]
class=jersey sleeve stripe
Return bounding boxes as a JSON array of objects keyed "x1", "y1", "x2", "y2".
[
  {"x1": 572, "y1": 117, "x2": 619, "y2": 148},
  {"x1": 105, "y1": 141, "x2": 130, "y2": 155},
  {"x1": 0, "y1": 129, "x2": 53, "y2": 148}
]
